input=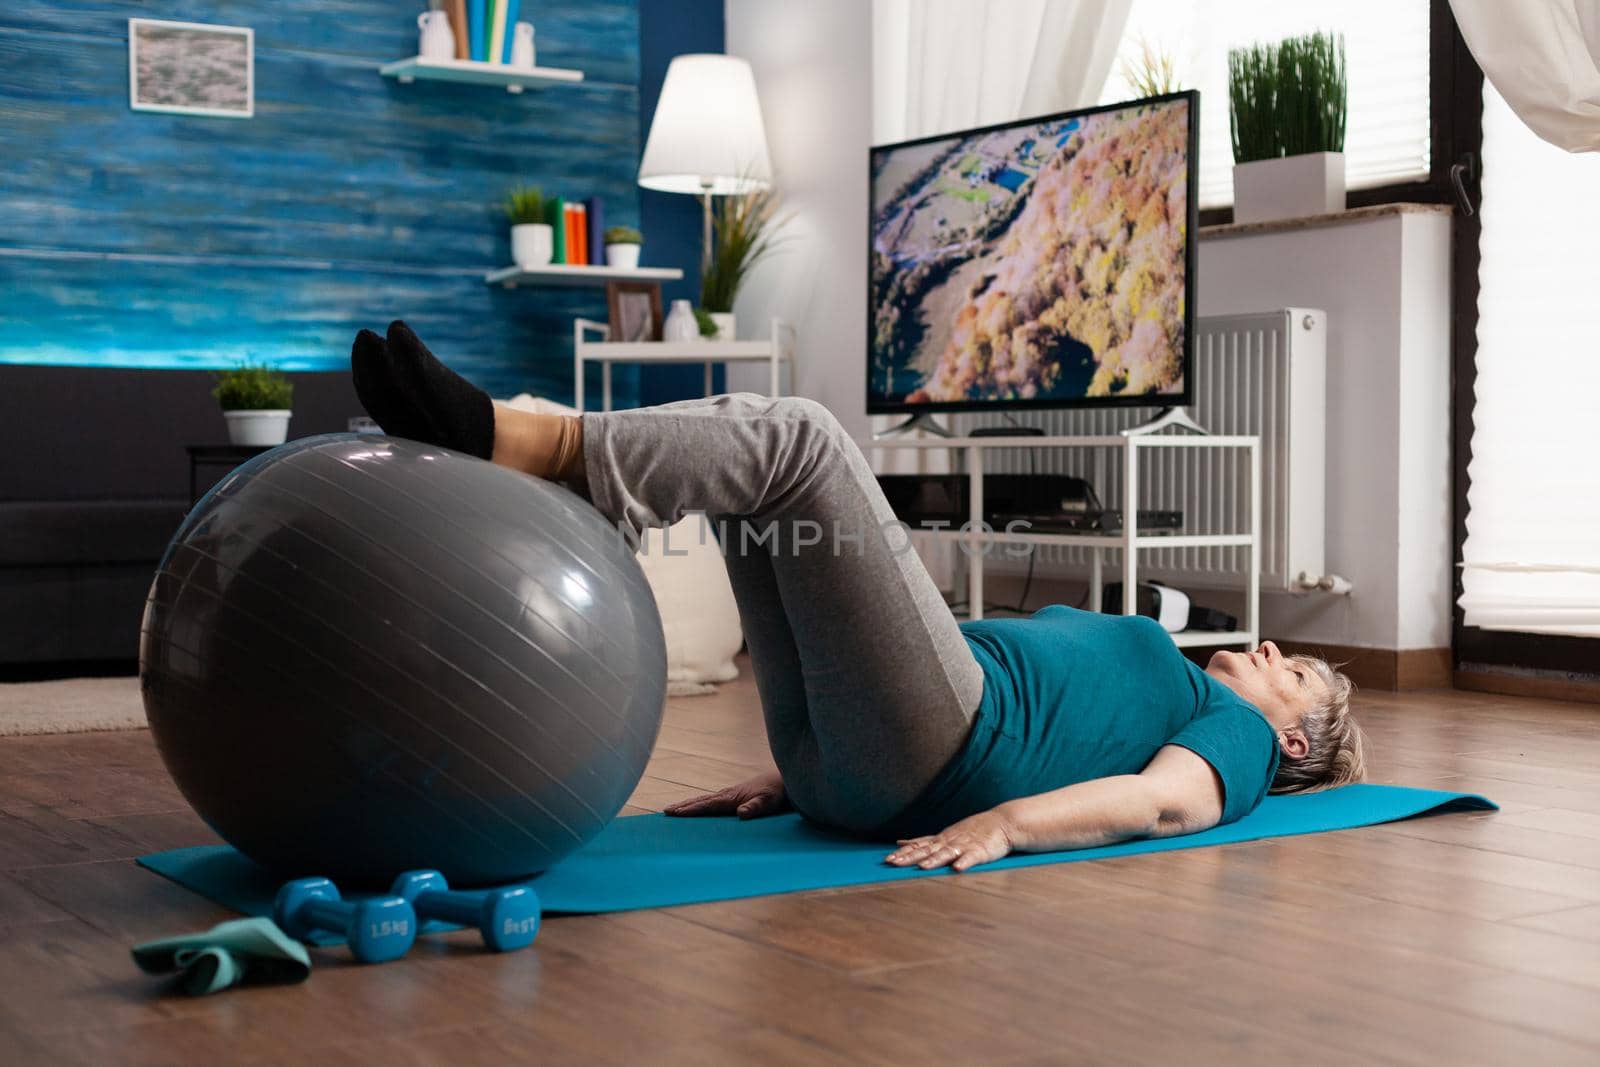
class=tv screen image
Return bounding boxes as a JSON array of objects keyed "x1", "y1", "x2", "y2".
[{"x1": 869, "y1": 92, "x2": 1197, "y2": 413}]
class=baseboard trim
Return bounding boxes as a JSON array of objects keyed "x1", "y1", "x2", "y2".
[
  {"x1": 1270, "y1": 642, "x2": 1451, "y2": 692},
  {"x1": 1453, "y1": 669, "x2": 1600, "y2": 706}
]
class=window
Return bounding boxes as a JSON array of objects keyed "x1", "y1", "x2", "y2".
[
  {"x1": 1457, "y1": 81, "x2": 1600, "y2": 639},
  {"x1": 1098, "y1": 0, "x2": 1433, "y2": 209}
]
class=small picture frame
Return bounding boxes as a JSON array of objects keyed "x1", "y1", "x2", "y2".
[
  {"x1": 129, "y1": 19, "x2": 254, "y2": 119},
  {"x1": 606, "y1": 281, "x2": 664, "y2": 343}
]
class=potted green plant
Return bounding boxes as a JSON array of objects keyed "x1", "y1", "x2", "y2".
[
  {"x1": 1228, "y1": 31, "x2": 1347, "y2": 224},
  {"x1": 693, "y1": 306, "x2": 719, "y2": 338},
  {"x1": 1118, "y1": 36, "x2": 1181, "y2": 98},
  {"x1": 604, "y1": 225, "x2": 643, "y2": 270},
  {"x1": 213, "y1": 363, "x2": 294, "y2": 446},
  {"x1": 699, "y1": 185, "x2": 786, "y2": 340},
  {"x1": 505, "y1": 185, "x2": 552, "y2": 268}
]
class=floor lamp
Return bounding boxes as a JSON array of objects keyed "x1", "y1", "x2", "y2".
[{"x1": 637, "y1": 54, "x2": 774, "y2": 280}]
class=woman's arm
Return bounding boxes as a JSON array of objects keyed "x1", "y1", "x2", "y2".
[{"x1": 885, "y1": 745, "x2": 1225, "y2": 872}]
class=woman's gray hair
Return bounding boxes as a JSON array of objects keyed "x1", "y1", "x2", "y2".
[{"x1": 1270, "y1": 656, "x2": 1366, "y2": 794}]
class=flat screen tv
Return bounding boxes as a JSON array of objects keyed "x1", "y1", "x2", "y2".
[{"x1": 868, "y1": 91, "x2": 1198, "y2": 417}]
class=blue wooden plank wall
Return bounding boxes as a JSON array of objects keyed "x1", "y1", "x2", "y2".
[{"x1": 0, "y1": 1, "x2": 647, "y2": 403}]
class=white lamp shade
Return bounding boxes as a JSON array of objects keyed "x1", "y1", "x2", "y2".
[{"x1": 639, "y1": 54, "x2": 773, "y2": 195}]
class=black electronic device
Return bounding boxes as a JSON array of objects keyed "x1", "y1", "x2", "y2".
[
  {"x1": 969, "y1": 425, "x2": 1045, "y2": 437},
  {"x1": 1101, "y1": 581, "x2": 1166, "y2": 619},
  {"x1": 875, "y1": 474, "x2": 967, "y2": 526},
  {"x1": 1090, "y1": 508, "x2": 1184, "y2": 535},
  {"x1": 875, "y1": 473, "x2": 1182, "y2": 534},
  {"x1": 993, "y1": 510, "x2": 1183, "y2": 535},
  {"x1": 1186, "y1": 605, "x2": 1238, "y2": 632},
  {"x1": 869, "y1": 92, "x2": 1199, "y2": 417},
  {"x1": 877, "y1": 473, "x2": 1100, "y2": 527}
]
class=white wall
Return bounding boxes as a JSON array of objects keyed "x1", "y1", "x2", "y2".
[
  {"x1": 1394, "y1": 216, "x2": 1454, "y2": 651},
  {"x1": 723, "y1": 0, "x2": 873, "y2": 440},
  {"x1": 1198, "y1": 212, "x2": 1454, "y2": 651}
]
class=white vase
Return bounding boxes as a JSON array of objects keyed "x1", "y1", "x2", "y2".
[
  {"x1": 511, "y1": 223, "x2": 553, "y2": 268},
  {"x1": 605, "y1": 243, "x2": 641, "y2": 270},
  {"x1": 709, "y1": 312, "x2": 736, "y2": 342},
  {"x1": 417, "y1": 11, "x2": 455, "y2": 60},
  {"x1": 510, "y1": 22, "x2": 536, "y2": 70},
  {"x1": 1231, "y1": 151, "x2": 1345, "y2": 224},
  {"x1": 224, "y1": 410, "x2": 291, "y2": 447},
  {"x1": 663, "y1": 299, "x2": 698, "y2": 342}
]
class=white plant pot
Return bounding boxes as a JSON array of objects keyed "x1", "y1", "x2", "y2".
[
  {"x1": 1231, "y1": 151, "x2": 1345, "y2": 224},
  {"x1": 605, "y1": 243, "x2": 641, "y2": 270},
  {"x1": 709, "y1": 312, "x2": 736, "y2": 342},
  {"x1": 224, "y1": 410, "x2": 291, "y2": 447},
  {"x1": 511, "y1": 223, "x2": 553, "y2": 268}
]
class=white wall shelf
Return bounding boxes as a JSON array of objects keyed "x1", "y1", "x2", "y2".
[
  {"x1": 380, "y1": 56, "x2": 583, "y2": 94},
  {"x1": 486, "y1": 264, "x2": 684, "y2": 288},
  {"x1": 872, "y1": 433, "x2": 1261, "y2": 646},
  {"x1": 574, "y1": 318, "x2": 793, "y2": 410}
]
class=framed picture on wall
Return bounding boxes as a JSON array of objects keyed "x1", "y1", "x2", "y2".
[
  {"x1": 128, "y1": 19, "x2": 254, "y2": 119},
  {"x1": 606, "y1": 281, "x2": 664, "y2": 343}
]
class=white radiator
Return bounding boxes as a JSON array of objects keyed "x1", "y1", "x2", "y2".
[{"x1": 959, "y1": 308, "x2": 1327, "y2": 592}]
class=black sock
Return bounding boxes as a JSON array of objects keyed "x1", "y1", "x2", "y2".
[
  {"x1": 349, "y1": 321, "x2": 495, "y2": 459},
  {"x1": 351, "y1": 328, "x2": 429, "y2": 444}
]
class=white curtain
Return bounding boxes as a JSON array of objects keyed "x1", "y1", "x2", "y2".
[
  {"x1": 1450, "y1": 0, "x2": 1600, "y2": 153},
  {"x1": 1458, "y1": 82, "x2": 1600, "y2": 636},
  {"x1": 872, "y1": 0, "x2": 1132, "y2": 145}
]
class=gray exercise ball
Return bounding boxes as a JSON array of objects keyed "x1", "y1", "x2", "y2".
[{"x1": 140, "y1": 434, "x2": 666, "y2": 886}]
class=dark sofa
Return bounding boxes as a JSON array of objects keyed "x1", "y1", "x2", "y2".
[{"x1": 1, "y1": 365, "x2": 362, "y2": 673}]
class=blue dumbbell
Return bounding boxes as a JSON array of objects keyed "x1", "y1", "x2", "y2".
[
  {"x1": 273, "y1": 878, "x2": 417, "y2": 964},
  {"x1": 390, "y1": 870, "x2": 541, "y2": 952}
]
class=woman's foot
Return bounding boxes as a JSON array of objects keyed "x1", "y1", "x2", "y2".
[{"x1": 349, "y1": 321, "x2": 495, "y2": 459}]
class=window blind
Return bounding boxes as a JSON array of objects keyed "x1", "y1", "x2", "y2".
[
  {"x1": 1098, "y1": 0, "x2": 1432, "y2": 209},
  {"x1": 1457, "y1": 83, "x2": 1600, "y2": 637}
]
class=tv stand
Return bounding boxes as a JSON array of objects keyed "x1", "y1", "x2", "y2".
[
  {"x1": 1122, "y1": 407, "x2": 1209, "y2": 436},
  {"x1": 872, "y1": 412, "x2": 954, "y2": 440},
  {"x1": 867, "y1": 432, "x2": 1260, "y2": 644}
]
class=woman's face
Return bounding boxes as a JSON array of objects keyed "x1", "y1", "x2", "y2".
[{"x1": 1206, "y1": 641, "x2": 1325, "y2": 733}]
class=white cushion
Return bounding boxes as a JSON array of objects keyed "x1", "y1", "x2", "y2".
[
  {"x1": 501, "y1": 394, "x2": 744, "y2": 689},
  {"x1": 634, "y1": 513, "x2": 744, "y2": 688}
]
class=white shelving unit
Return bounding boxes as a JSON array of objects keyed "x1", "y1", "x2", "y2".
[
  {"x1": 574, "y1": 318, "x2": 793, "y2": 411},
  {"x1": 871, "y1": 433, "x2": 1261, "y2": 647},
  {"x1": 486, "y1": 264, "x2": 684, "y2": 288},
  {"x1": 379, "y1": 56, "x2": 582, "y2": 93}
]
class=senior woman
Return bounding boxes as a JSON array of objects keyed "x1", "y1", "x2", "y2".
[{"x1": 352, "y1": 322, "x2": 1366, "y2": 873}]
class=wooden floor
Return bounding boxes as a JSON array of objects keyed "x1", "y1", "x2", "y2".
[{"x1": 3, "y1": 664, "x2": 1600, "y2": 1066}]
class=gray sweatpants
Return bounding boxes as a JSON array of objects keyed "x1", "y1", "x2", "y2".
[{"x1": 583, "y1": 394, "x2": 984, "y2": 832}]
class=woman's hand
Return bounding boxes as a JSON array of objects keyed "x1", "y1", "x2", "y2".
[
  {"x1": 884, "y1": 807, "x2": 1019, "y2": 873},
  {"x1": 663, "y1": 770, "x2": 788, "y2": 819}
]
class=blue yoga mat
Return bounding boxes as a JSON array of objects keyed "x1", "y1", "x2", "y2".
[{"x1": 138, "y1": 784, "x2": 1492, "y2": 934}]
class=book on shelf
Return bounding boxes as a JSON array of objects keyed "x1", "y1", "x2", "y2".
[
  {"x1": 468, "y1": 0, "x2": 486, "y2": 62},
  {"x1": 447, "y1": 0, "x2": 469, "y2": 59},
  {"x1": 564, "y1": 203, "x2": 589, "y2": 266},
  {"x1": 583, "y1": 197, "x2": 604, "y2": 266},
  {"x1": 488, "y1": 0, "x2": 509, "y2": 66},
  {"x1": 501, "y1": 0, "x2": 521, "y2": 63},
  {"x1": 545, "y1": 196, "x2": 566, "y2": 263},
  {"x1": 577, "y1": 204, "x2": 590, "y2": 265}
]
